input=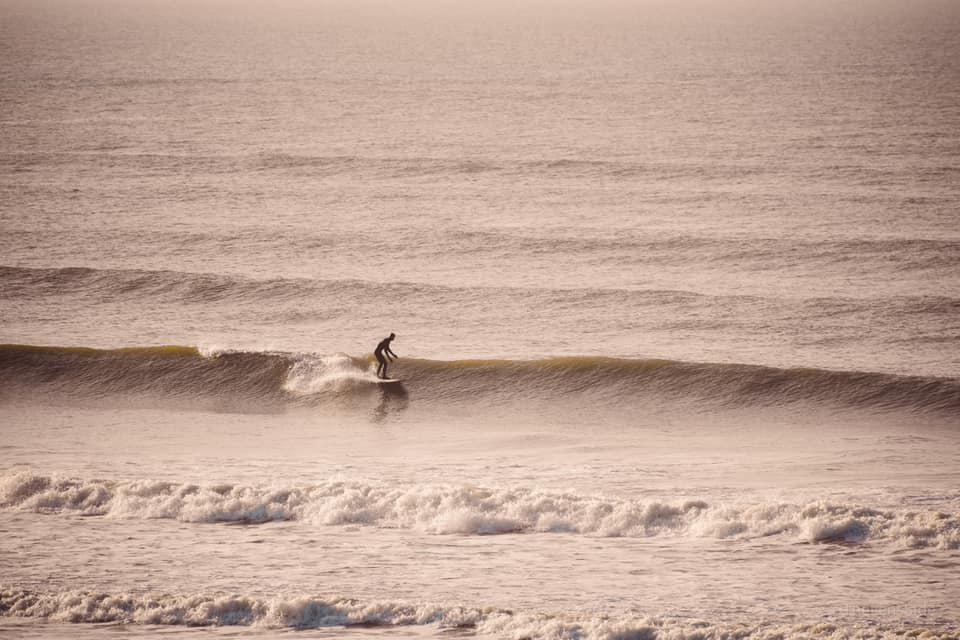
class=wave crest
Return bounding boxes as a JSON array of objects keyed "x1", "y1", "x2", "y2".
[
  {"x1": 2, "y1": 473, "x2": 957, "y2": 548},
  {"x1": 2, "y1": 343, "x2": 958, "y2": 415},
  {"x1": 1, "y1": 587, "x2": 956, "y2": 638}
]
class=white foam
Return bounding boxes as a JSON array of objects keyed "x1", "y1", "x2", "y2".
[
  {"x1": 1, "y1": 473, "x2": 957, "y2": 548},
  {"x1": 1, "y1": 588, "x2": 955, "y2": 639},
  {"x1": 197, "y1": 344, "x2": 228, "y2": 358},
  {"x1": 282, "y1": 353, "x2": 377, "y2": 395}
]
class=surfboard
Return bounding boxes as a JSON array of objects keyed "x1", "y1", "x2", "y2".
[{"x1": 376, "y1": 378, "x2": 403, "y2": 384}]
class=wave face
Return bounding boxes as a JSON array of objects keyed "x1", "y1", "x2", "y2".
[
  {"x1": 4, "y1": 587, "x2": 955, "y2": 639},
  {"x1": 4, "y1": 263, "x2": 958, "y2": 381},
  {"x1": 1, "y1": 343, "x2": 958, "y2": 415},
  {"x1": 0, "y1": 344, "x2": 292, "y2": 411},
  {"x1": 2, "y1": 473, "x2": 957, "y2": 548}
]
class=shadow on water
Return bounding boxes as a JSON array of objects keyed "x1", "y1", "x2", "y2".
[{"x1": 372, "y1": 382, "x2": 409, "y2": 423}]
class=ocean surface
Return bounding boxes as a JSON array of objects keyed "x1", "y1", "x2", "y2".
[{"x1": 1, "y1": 0, "x2": 959, "y2": 638}]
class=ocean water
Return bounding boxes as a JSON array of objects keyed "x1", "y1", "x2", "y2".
[{"x1": 1, "y1": 0, "x2": 959, "y2": 638}]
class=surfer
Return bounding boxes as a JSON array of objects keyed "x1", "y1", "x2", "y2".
[{"x1": 374, "y1": 333, "x2": 398, "y2": 379}]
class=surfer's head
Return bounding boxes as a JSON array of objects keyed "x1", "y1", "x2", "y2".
[{"x1": 389, "y1": 332, "x2": 396, "y2": 340}]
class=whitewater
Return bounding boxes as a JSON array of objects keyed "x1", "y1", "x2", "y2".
[{"x1": 2, "y1": 0, "x2": 959, "y2": 638}]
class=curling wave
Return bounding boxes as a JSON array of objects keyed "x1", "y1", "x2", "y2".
[
  {"x1": 1, "y1": 343, "x2": 958, "y2": 415},
  {"x1": 2, "y1": 473, "x2": 957, "y2": 548}
]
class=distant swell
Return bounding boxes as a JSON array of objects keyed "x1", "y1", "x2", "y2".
[
  {"x1": 3, "y1": 587, "x2": 955, "y2": 638},
  {"x1": 1, "y1": 343, "x2": 958, "y2": 415},
  {"x1": 2, "y1": 473, "x2": 958, "y2": 548}
]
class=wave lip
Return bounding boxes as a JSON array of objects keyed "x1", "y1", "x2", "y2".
[{"x1": 3, "y1": 473, "x2": 958, "y2": 549}]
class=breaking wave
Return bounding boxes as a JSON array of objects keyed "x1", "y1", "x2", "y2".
[
  {"x1": 2, "y1": 473, "x2": 957, "y2": 548},
  {"x1": 1, "y1": 343, "x2": 958, "y2": 415},
  {"x1": 0, "y1": 587, "x2": 956, "y2": 638}
]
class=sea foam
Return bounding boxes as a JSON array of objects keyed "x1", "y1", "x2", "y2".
[
  {"x1": 2, "y1": 473, "x2": 956, "y2": 548},
  {"x1": 0, "y1": 587, "x2": 955, "y2": 639}
]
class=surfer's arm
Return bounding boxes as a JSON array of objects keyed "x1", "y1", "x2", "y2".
[{"x1": 387, "y1": 348, "x2": 398, "y2": 359}]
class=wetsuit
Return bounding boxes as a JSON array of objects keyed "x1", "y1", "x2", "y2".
[{"x1": 374, "y1": 336, "x2": 397, "y2": 379}]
